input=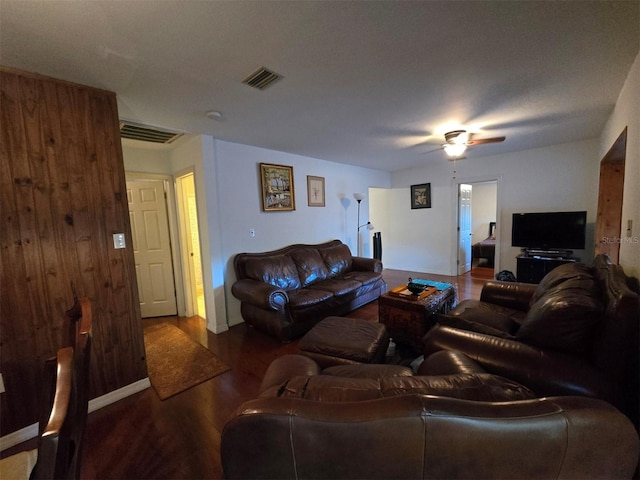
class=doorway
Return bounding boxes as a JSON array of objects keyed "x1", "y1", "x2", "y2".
[
  {"x1": 595, "y1": 128, "x2": 626, "y2": 263},
  {"x1": 176, "y1": 172, "x2": 206, "y2": 319},
  {"x1": 456, "y1": 179, "x2": 499, "y2": 276}
]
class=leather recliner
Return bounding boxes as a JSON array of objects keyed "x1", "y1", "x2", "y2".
[
  {"x1": 424, "y1": 254, "x2": 640, "y2": 429},
  {"x1": 221, "y1": 353, "x2": 640, "y2": 479}
]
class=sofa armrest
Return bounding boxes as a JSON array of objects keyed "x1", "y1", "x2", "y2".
[
  {"x1": 231, "y1": 279, "x2": 289, "y2": 311},
  {"x1": 423, "y1": 325, "x2": 613, "y2": 402},
  {"x1": 351, "y1": 256, "x2": 383, "y2": 273},
  {"x1": 259, "y1": 354, "x2": 321, "y2": 396},
  {"x1": 480, "y1": 280, "x2": 536, "y2": 311}
]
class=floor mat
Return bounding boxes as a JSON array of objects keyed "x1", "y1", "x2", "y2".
[{"x1": 143, "y1": 323, "x2": 230, "y2": 400}]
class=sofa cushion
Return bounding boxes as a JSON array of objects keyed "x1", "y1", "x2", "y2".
[
  {"x1": 308, "y1": 278, "x2": 362, "y2": 296},
  {"x1": 287, "y1": 288, "x2": 334, "y2": 308},
  {"x1": 438, "y1": 300, "x2": 521, "y2": 336},
  {"x1": 380, "y1": 374, "x2": 536, "y2": 401},
  {"x1": 516, "y1": 287, "x2": 603, "y2": 353},
  {"x1": 272, "y1": 373, "x2": 535, "y2": 402},
  {"x1": 319, "y1": 243, "x2": 353, "y2": 277},
  {"x1": 323, "y1": 364, "x2": 414, "y2": 378},
  {"x1": 531, "y1": 262, "x2": 595, "y2": 305},
  {"x1": 244, "y1": 255, "x2": 301, "y2": 291},
  {"x1": 289, "y1": 248, "x2": 329, "y2": 287},
  {"x1": 341, "y1": 270, "x2": 382, "y2": 287}
]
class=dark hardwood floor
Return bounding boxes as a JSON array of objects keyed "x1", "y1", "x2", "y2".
[{"x1": 3, "y1": 268, "x2": 492, "y2": 479}]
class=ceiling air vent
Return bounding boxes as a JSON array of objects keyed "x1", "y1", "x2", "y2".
[
  {"x1": 119, "y1": 122, "x2": 183, "y2": 144},
  {"x1": 242, "y1": 66, "x2": 282, "y2": 90}
]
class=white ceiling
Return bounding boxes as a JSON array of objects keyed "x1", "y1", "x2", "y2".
[{"x1": 1, "y1": 1, "x2": 638, "y2": 172}]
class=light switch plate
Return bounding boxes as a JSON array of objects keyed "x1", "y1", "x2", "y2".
[{"x1": 113, "y1": 233, "x2": 126, "y2": 249}]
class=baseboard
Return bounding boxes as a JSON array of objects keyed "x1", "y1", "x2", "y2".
[
  {"x1": 0, "y1": 377, "x2": 150, "y2": 452},
  {"x1": 87, "y1": 377, "x2": 150, "y2": 413}
]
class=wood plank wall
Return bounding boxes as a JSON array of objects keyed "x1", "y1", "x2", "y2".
[{"x1": 0, "y1": 68, "x2": 147, "y2": 435}]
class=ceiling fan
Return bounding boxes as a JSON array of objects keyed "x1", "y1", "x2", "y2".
[{"x1": 438, "y1": 130, "x2": 506, "y2": 159}]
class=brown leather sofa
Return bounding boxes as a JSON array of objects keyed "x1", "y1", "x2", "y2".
[
  {"x1": 232, "y1": 240, "x2": 386, "y2": 341},
  {"x1": 221, "y1": 353, "x2": 640, "y2": 479},
  {"x1": 424, "y1": 254, "x2": 640, "y2": 429}
]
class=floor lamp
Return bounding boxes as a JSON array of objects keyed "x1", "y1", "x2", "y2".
[{"x1": 354, "y1": 193, "x2": 374, "y2": 256}]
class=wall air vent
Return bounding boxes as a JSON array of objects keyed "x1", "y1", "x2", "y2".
[
  {"x1": 119, "y1": 122, "x2": 183, "y2": 144},
  {"x1": 242, "y1": 66, "x2": 283, "y2": 90}
]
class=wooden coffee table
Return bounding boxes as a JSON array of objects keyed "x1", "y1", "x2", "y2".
[{"x1": 378, "y1": 282, "x2": 458, "y2": 352}]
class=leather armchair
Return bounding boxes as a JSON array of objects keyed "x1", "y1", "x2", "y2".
[
  {"x1": 221, "y1": 354, "x2": 640, "y2": 479},
  {"x1": 424, "y1": 255, "x2": 640, "y2": 429}
]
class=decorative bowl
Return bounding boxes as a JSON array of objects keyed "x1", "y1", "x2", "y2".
[{"x1": 406, "y1": 281, "x2": 426, "y2": 296}]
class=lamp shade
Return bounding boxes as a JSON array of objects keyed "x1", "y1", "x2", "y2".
[{"x1": 353, "y1": 193, "x2": 365, "y2": 202}]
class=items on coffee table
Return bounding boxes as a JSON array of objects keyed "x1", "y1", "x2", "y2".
[
  {"x1": 379, "y1": 280, "x2": 457, "y2": 352},
  {"x1": 298, "y1": 316, "x2": 389, "y2": 368}
]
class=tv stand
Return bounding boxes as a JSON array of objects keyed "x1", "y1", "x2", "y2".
[
  {"x1": 520, "y1": 248, "x2": 574, "y2": 259},
  {"x1": 516, "y1": 251, "x2": 580, "y2": 284}
]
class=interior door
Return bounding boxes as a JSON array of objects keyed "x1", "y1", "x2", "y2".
[
  {"x1": 127, "y1": 180, "x2": 177, "y2": 317},
  {"x1": 458, "y1": 184, "x2": 473, "y2": 274}
]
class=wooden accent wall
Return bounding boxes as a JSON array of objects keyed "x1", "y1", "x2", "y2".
[{"x1": 0, "y1": 68, "x2": 147, "y2": 435}]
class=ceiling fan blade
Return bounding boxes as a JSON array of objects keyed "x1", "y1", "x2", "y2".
[
  {"x1": 467, "y1": 136, "x2": 505, "y2": 146},
  {"x1": 422, "y1": 146, "x2": 444, "y2": 155}
]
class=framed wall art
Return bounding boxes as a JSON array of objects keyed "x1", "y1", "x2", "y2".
[
  {"x1": 411, "y1": 183, "x2": 431, "y2": 209},
  {"x1": 307, "y1": 175, "x2": 325, "y2": 207},
  {"x1": 259, "y1": 163, "x2": 295, "y2": 211}
]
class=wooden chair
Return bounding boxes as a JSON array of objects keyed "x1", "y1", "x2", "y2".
[
  {"x1": 0, "y1": 297, "x2": 92, "y2": 480},
  {"x1": 0, "y1": 347, "x2": 73, "y2": 479},
  {"x1": 65, "y1": 296, "x2": 92, "y2": 468}
]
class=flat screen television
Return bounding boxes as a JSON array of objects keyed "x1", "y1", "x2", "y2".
[{"x1": 512, "y1": 211, "x2": 587, "y2": 250}]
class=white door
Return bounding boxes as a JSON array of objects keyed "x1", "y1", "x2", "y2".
[
  {"x1": 127, "y1": 180, "x2": 177, "y2": 317},
  {"x1": 458, "y1": 184, "x2": 473, "y2": 274}
]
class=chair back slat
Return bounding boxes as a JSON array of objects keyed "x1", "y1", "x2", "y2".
[{"x1": 30, "y1": 347, "x2": 73, "y2": 480}]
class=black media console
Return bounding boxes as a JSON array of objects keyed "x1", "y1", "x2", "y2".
[{"x1": 516, "y1": 249, "x2": 580, "y2": 284}]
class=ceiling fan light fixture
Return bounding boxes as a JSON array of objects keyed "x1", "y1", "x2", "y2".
[
  {"x1": 444, "y1": 143, "x2": 467, "y2": 157},
  {"x1": 444, "y1": 130, "x2": 469, "y2": 145}
]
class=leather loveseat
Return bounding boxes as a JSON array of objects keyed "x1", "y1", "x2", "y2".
[
  {"x1": 424, "y1": 254, "x2": 640, "y2": 429},
  {"x1": 221, "y1": 353, "x2": 640, "y2": 479},
  {"x1": 232, "y1": 240, "x2": 386, "y2": 341}
]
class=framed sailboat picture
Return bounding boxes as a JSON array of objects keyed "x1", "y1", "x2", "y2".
[{"x1": 259, "y1": 163, "x2": 295, "y2": 211}]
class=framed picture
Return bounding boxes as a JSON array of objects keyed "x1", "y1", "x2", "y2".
[
  {"x1": 307, "y1": 175, "x2": 325, "y2": 207},
  {"x1": 411, "y1": 183, "x2": 431, "y2": 209},
  {"x1": 260, "y1": 163, "x2": 295, "y2": 211}
]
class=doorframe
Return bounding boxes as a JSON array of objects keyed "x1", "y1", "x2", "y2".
[
  {"x1": 125, "y1": 171, "x2": 186, "y2": 316},
  {"x1": 451, "y1": 174, "x2": 503, "y2": 275},
  {"x1": 595, "y1": 128, "x2": 626, "y2": 263}
]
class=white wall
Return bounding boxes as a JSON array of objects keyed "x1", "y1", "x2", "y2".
[
  {"x1": 385, "y1": 139, "x2": 601, "y2": 275},
  {"x1": 122, "y1": 141, "x2": 171, "y2": 174},
  {"x1": 600, "y1": 51, "x2": 639, "y2": 278}
]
